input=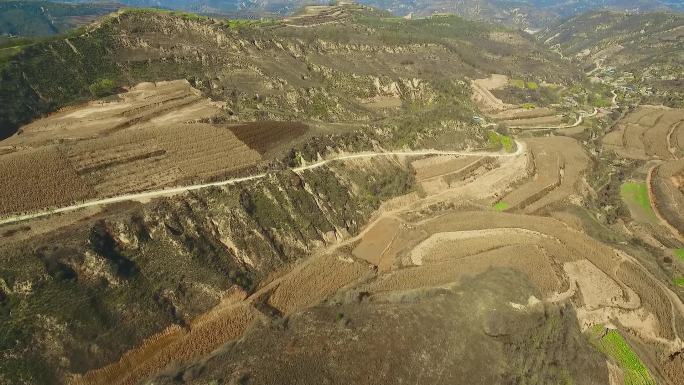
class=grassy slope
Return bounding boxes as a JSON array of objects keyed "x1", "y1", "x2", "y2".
[{"x1": 620, "y1": 182, "x2": 656, "y2": 221}]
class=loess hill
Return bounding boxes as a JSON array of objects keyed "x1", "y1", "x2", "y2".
[
  {"x1": 541, "y1": 10, "x2": 684, "y2": 106},
  {"x1": 0, "y1": 4, "x2": 581, "y2": 139},
  {"x1": 2, "y1": 4, "x2": 684, "y2": 385},
  {"x1": 0, "y1": 5, "x2": 589, "y2": 385}
]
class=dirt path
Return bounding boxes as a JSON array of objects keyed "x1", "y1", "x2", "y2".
[
  {"x1": 0, "y1": 143, "x2": 525, "y2": 226},
  {"x1": 508, "y1": 107, "x2": 597, "y2": 130}
]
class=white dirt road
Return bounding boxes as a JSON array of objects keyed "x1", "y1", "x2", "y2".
[{"x1": 0, "y1": 143, "x2": 525, "y2": 226}]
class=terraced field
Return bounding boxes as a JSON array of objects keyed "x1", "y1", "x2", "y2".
[
  {"x1": 66, "y1": 132, "x2": 684, "y2": 385},
  {"x1": 0, "y1": 146, "x2": 95, "y2": 214},
  {"x1": 603, "y1": 106, "x2": 684, "y2": 160},
  {"x1": 601, "y1": 106, "x2": 684, "y2": 241},
  {"x1": 0, "y1": 80, "x2": 313, "y2": 216},
  {"x1": 2, "y1": 5, "x2": 684, "y2": 385},
  {"x1": 471, "y1": 74, "x2": 587, "y2": 131},
  {"x1": 496, "y1": 136, "x2": 589, "y2": 214},
  {"x1": 650, "y1": 159, "x2": 684, "y2": 240}
]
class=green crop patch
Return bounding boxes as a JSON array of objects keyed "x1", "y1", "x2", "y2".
[
  {"x1": 675, "y1": 277, "x2": 684, "y2": 287},
  {"x1": 526, "y1": 81, "x2": 539, "y2": 90},
  {"x1": 488, "y1": 132, "x2": 514, "y2": 153},
  {"x1": 493, "y1": 202, "x2": 509, "y2": 211},
  {"x1": 620, "y1": 182, "x2": 656, "y2": 221},
  {"x1": 674, "y1": 249, "x2": 684, "y2": 262},
  {"x1": 591, "y1": 327, "x2": 655, "y2": 385}
]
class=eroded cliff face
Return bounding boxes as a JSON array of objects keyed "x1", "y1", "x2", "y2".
[{"x1": 0, "y1": 156, "x2": 414, "y2": 384}]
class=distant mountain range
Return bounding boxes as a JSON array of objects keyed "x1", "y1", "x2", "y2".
[
  {"x1": 2, "y1": 0, "x2": 683, "y2": 37},
  {"x1": 59, "y1": 0, "x2": 684, "y2": 27},
  {"x1": 0, "y1": 1, "x2": 119, "y2": 36}
]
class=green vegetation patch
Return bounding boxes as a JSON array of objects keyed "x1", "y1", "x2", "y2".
[
  {"x1": 591, "y1": 326, "x2": 656, "y2": 385},
  {"x1": 674, "y1": 249, "x2": 684, "y2": 262},
  {"x1": 675, "y1": 277, "x2": 684, "y2": 287},
  {"x1": 526, "y1": 81, "x2": 539, "y2": 90},
  {"x1": 510, "y1": 79, "x2": 525, "y2": 89},
  {"x1": 521, "y1": 103, "x2": 536, "y2": 110},
  {"x1": 88, "y1": 78, "x2": 116, "y2": 97},
  {"x1": 488, "y1": 132, "x2": 514, "y2": 153},
  {"x1": 620, "y1": 182, "x2": 656, "y2": 219},
  {"x1": 493, "y1": 202, "x2": 509, "y2": 211},
  {"x1": 589, "y1": 93, "x2": 612, "y2": 108}
]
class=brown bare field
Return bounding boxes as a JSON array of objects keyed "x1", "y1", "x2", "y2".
[
  {"x1": 6, "y1": 80, "x2": 220, "y2": 145},
  {"x1": 367, "y1": 244, "x2": 562, "y2": 297},
  {"x1": 267, "y1": 253, "x2": 371, "y2": 314},
  {"x1": 69, "y1": 288, "x2": 261, "y2": 385},
  {"x1": 616, "y1": 261, "x2": 675, "y2": 340},
  {"x1": 603, "y1": 106, "x2": 684, "y2": 160},
  {"x1": 490, "y1": 107, "x2": 556, "y2": 120},
  {"x1": 352, "y1": 217, "x2": 401, "y2": 265},
  {"x1": 229, "y1": 121, "x2": 309, "y2": 155},
  {"x1": 409, "y1": 228, "x2": 550, "y2": 265},
  {"x1": 411, "y1": 156, "x2": 489, "y2": 194},
  {"x1": 497, "y1": 136, "x2": 588, "y2": 213},
  {"x1": 0, "y1": 80, "x2": 283, "y2": 212},
  {"x1": 0, "y1": 146, "x2": 94, "y2": 216},
  {"x1": 471, "y1": 74, "x2": 514, "y2": 111},
  {"x1": 67, "y1": 123, "x2": 261, "y2": 196}
]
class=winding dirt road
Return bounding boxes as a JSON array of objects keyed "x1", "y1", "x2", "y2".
[{"x1": 0, "y1": 143, "x2": 525, "y2": 226}]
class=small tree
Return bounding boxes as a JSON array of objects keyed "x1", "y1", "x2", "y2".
[{"x1": 88, "y1": 78, "x2": 116, "y2": 97}]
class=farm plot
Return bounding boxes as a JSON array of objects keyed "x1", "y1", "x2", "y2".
[
  {"x1": 0, "y1": 146, "x2": 94, "y2": 216},
  {"x1": 496, "y1": 136, "x2": 588, "y2": 213},
  {"x1": 70, "y1": 290, "x2": 261, "y2": 385},
  {"x1": 410, "y1": 155, "x2": 490, "y2": 194},
  {"x1": 603, "y1": 106, "x2": 684, "y2": 160},
  {"x1": 500, "y1": 114, "x2": 564, "y2": 128},
  {"x1": 2, "y1": 80, "x2": 273, "y2": 206},
  {"x1": 590, "y1": 327, "x2": 656, "y2": 385},
  {"x1": 266, "y1": 253, "x2": 371, "y2": 315},
  {"x1": 489, "y1": 107, "x2": 556, "y2": 121},
  {"x1": 471, "y1": 74, "x2": 514, "y2": 112},
  {"x1": 228, "y1": 121, "x2": 309, "y2": 156},
  {"x1": 284, "y1": 4, "x2": 352, "y2": 27},
  {"x1": 352, "y1": 217, "x2": 402, "y2": 266},
  {"x1": 67, "y1": 123, "x2": 261, "y2": 196},
  {"x1": 367, "y1": 243, "x2": 562, "y2": 297},
  {"x1": 5, "y1": 80, "x2": 220, "y2": 146},
  {"x1": 649, "y1": 159, "x2": 684, "y2": 238},
  {"x1": 621, "y1": 182, "x2": 657, "y2": 223}
]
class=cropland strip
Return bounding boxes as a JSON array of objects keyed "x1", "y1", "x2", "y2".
[
  {"x1": 621, "y1": 182, "x2": 657, "y2": 223},
  {"x1": 591, "y1": 326, "x2": 656, "y2": 385}
]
